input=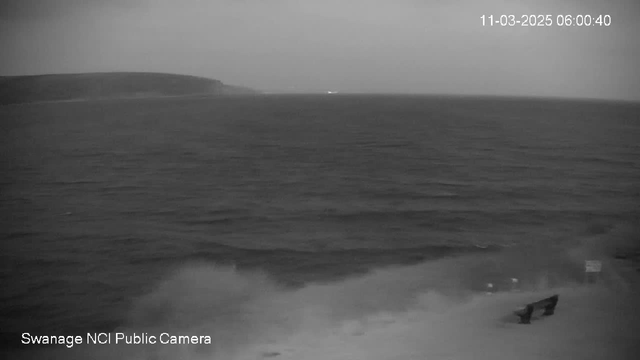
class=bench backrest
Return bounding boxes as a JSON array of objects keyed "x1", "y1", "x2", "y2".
[{"x1": 529, "y1": 294, "x2": 558, "y2": 309}]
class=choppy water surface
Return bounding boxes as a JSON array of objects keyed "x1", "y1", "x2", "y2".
[{"x1": 1, "y1": 95, "x2": 639, "y2": 358}]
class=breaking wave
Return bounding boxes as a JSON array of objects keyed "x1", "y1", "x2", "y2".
[{"x1": 11, "y1": 223, "x2": 640, "y2": 360}]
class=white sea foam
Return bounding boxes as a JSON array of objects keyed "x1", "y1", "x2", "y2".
[{"x1": 13, "y1": 225, "x2": 640, "y2": 360}]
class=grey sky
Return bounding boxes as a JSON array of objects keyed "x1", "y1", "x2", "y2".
[{"x1": 1, "y1": 0, "x2": 639, "y2": 100}]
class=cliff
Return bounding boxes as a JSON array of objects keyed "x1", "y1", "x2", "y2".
[{"x1": 0, "y1": 72, "x2": 259, "y2": 105}]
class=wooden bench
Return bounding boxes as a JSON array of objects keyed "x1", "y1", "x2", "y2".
[{"x1": 513, "y1": 294, "x2": 559, "y2": 324}]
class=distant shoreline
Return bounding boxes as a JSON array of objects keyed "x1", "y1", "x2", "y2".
[
  {"x1": 0, "y1": 92, "x2": 261, "y2": 107},
  {"x1": 0, "y1": 72, "x2": 259, "y2": 106},
  {"x1": 258, "y1": 92, "x2": 640, "y2": 105}
]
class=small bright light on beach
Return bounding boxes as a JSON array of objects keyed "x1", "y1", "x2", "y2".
[{"x1": 485, "y1": 282, "x2": 495, "y2": 295}]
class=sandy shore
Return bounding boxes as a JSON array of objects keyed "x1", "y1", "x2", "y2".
[
  {"x1": 231, "y1": 284, "x2": 639, "y2": 360},
  {"x1": 8, "y1": 240, "x2": 640, "y2": 360},
  {"x1": 7, "y1": 285, "x2": 640, "y2": 360}
]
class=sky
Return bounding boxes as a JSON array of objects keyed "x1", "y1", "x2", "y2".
[{"x1": 0, "y1": 0, "x2": 639, "y2": 100}]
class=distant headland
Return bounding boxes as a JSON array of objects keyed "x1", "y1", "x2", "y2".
[{"x1": 0, "y1": 72, "x2": 260, "y2": 105}]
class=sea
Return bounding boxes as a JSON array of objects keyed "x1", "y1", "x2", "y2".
[{"x1": 1, "y1": 95, "x2": 639, "y2": 359}]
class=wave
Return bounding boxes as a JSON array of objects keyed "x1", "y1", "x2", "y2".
[
  {"x1": 298, "y1": 208, "x2": 624, "y2": 230},
  {"x1": 126, "y1": 240, "x2": 501, "y2": 284},
  {"x1": 11, "y1": 223, "x2": 640, "y2": 360}
]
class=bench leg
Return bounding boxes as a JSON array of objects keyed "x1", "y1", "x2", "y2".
[{"x1": 518, "y1": 305, "x2": 534, "y2": 324}]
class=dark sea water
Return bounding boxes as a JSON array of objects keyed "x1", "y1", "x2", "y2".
[{"x1": 1, "y1": 95, "x2": 639, "y2": 359}]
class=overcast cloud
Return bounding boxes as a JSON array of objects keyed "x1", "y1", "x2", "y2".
[{"x1": 1, "y1": 0, "x2": 639, "y2": 100}]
